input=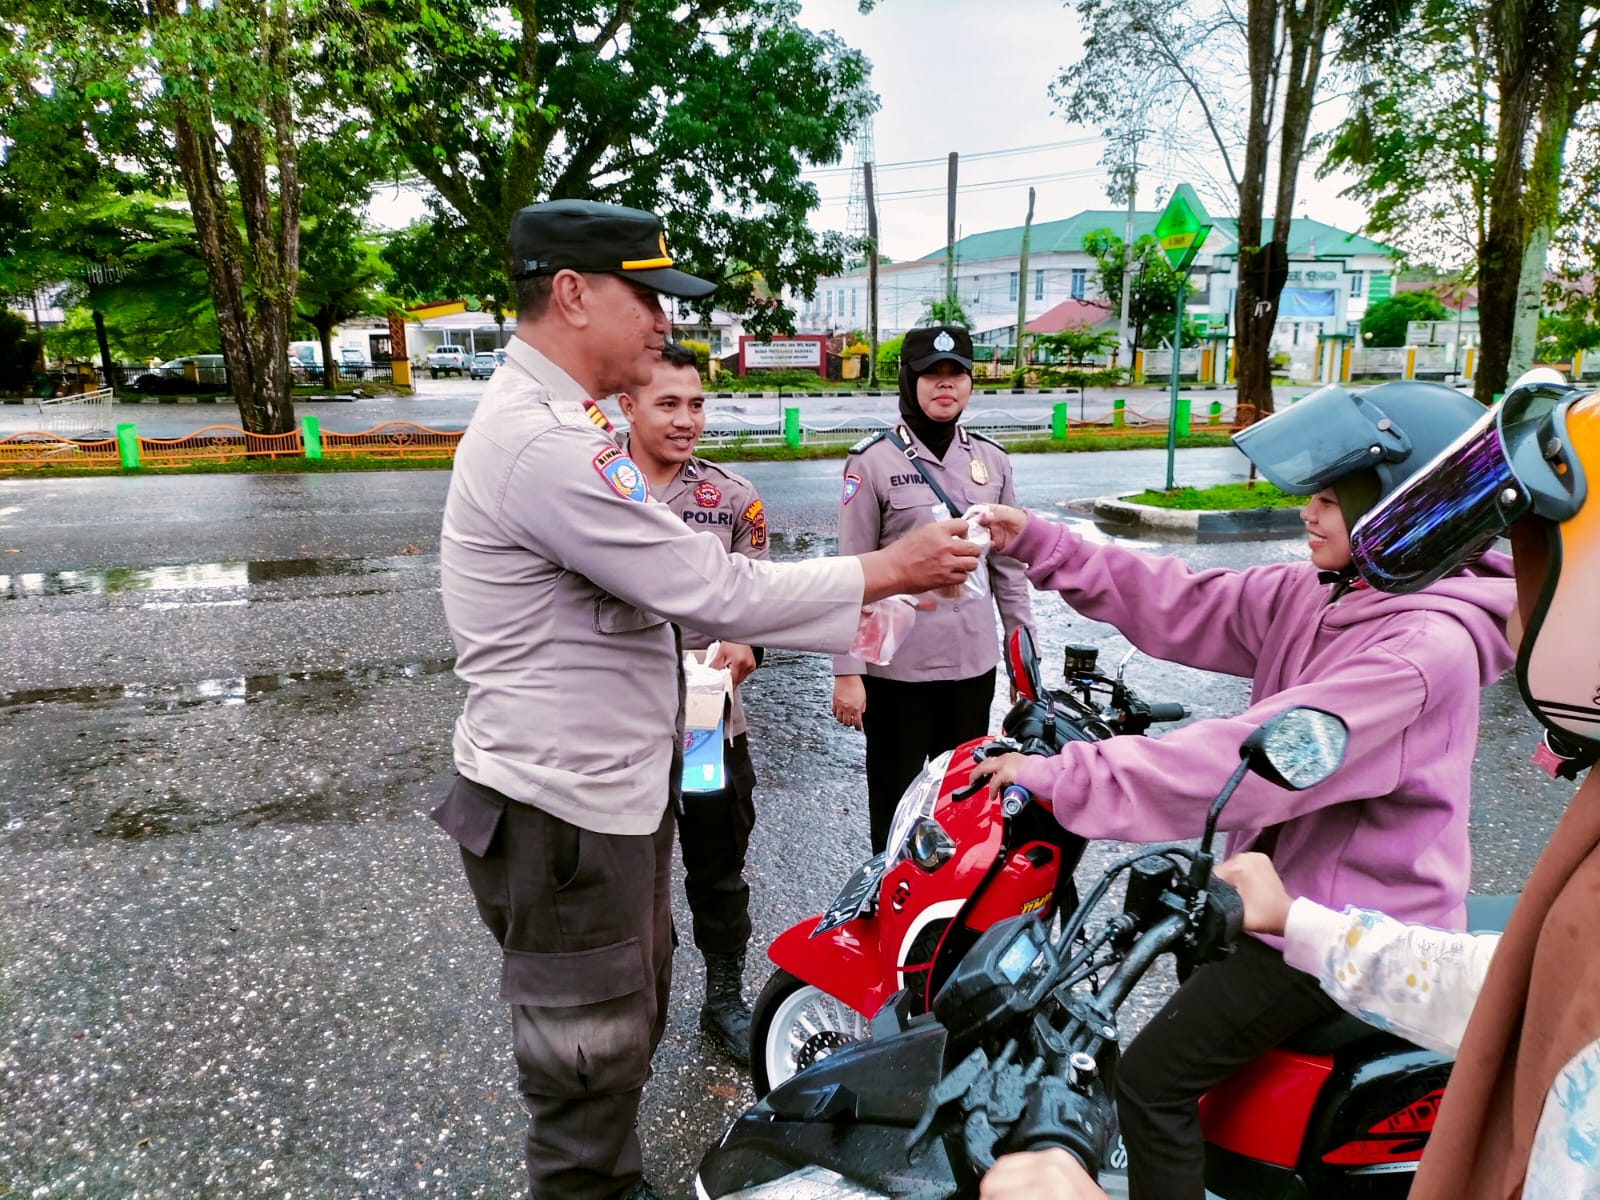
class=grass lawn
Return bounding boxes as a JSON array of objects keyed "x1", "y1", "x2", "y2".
[{"x1": 1123, "y1": 481, "x2": 1300, "y2": 510}]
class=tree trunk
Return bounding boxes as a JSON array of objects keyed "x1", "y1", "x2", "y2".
[
  {"x1": 1231, "y1": 0, "x2": 1280, "y2": 429},
  {"x1": 318, "y1": 321, "x2": 338, "y2": 389},
  {"x1": 145, "y1": 0, "x2": 300, "y2": 435},
  {"x1": 92, "y1": 309, "x2": 114, "y2": 389}
]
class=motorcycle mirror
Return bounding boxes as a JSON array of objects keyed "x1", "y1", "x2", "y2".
[
  {"x1": 1006, "y1": 626, "x2": 1044, "y2": 702},
  {"x1": 1239, "y1": 706, "x2": 1349, "y2": 791},
  {"x1": 1194, "y1": 707, "x2": 1350, "y2": 873}
]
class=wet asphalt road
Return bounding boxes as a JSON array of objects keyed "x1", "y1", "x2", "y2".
[{"x1": 0, "y1": 451, "x2": 1566, "y2": 1200}]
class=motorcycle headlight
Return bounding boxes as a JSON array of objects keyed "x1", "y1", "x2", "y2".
[
  {"x1": 907, "y1": 816, "x2": 956, "y2": 873},
  {"x1": 884, "y1": 751, "x2": 952, "y2": 873}
]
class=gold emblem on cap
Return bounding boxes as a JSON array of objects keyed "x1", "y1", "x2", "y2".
[
  {"x1": 970, "y1": 459, "x2": 989, "y2": 485},
  {"x1": 934, "y1": 331, "x2": 955, "y2": 352},
  {"x1": 622, "y1": 231, "x2": 673, "y2": 271}
]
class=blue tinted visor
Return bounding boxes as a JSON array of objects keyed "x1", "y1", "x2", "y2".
[
  {"x1": 1351, "y1": 384, "x2": 1587, "y2": 592},
  {"x1": 1231, "y1": 386, "x2": 1412, "y2": 494}
]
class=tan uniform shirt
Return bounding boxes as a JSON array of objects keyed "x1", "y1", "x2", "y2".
[
  {"x1": 832, "y1": 423, "x2": 1033, "y2": 682},
  {"x1": 441, "y1": 338, "x2": 863, "y2": 835},
  {"x1": 627, "y1": 444, "x2": 768, "y2": 739}
]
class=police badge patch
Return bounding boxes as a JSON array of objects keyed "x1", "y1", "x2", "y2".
[
  {"x1": 933, "y1": 330, "x2": 955, "y2": 352},
  {"x1": 694, "y1": 481, "x2": 722, "y2": 508},
  {"x1": 743, "y1": 498, "x2": 768, "y2": 548},
  {"x1": 592, "y1": 446, "x2": 650, "y2": 502},
  {"x1": 842, "y1": 472, "x2": 861, "y2": 505}
]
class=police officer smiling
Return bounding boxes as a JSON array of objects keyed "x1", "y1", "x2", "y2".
[
  {"x1": 831, "y1": 324, "x2": 1035, "y2": 854},
  {"x1": 617, "y1": 341, "x2": 768, "y2": 1068},
  {"x1": 432, "y1": 200, "x2": 980, "y2": 1200}
]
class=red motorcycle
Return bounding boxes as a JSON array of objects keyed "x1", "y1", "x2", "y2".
[{"x1": 739, "y1": 630, "x2": 1512, "y2": 1197}]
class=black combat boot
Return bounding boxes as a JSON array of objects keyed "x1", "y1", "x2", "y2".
[{"x1": 700, "y1": 951, "x2": 753, "y2": 1066}]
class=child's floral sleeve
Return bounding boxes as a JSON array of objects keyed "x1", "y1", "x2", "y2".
[{"x1": 1281, "y1": 898, "x2": 1500, "y2": 1058}]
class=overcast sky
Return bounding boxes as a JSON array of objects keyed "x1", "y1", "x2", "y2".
[
  {"x1": 364, "y1": 0, "x2": 1375, "y2": 263},
  {"x1": 793, "y1": 0, "x2": 1372, "y2": 261}
]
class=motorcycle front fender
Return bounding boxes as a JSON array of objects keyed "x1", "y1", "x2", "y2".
[{"x1": 768, "y1": 915, "x2": 896, "y2": 1020}]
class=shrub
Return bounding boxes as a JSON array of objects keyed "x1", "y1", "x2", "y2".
[
  {"x1": 1360, "y1": 291, "x2": 1450, "y2": 347},
  {"x1": 677, "y1": 339, "x2": 711, "y2": 374},
  {"x1": 842, "y1": 341, "x2": 870, "y2": 357},
  {"x1": 877, "y1": 334, "x2": 904, "y2": 376}
]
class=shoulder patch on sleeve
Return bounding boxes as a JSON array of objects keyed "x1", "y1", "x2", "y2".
[
  {"x1": 742, "y1": 497, "x2": 767, "y2": 548},
  {"x1": 592, "y1": 446, "x2": 651, "y2": 502},
  {"x1": 841, "y1": 472, "x2": 862, "y2": 506},
  {"x1": 969, "y1": 429, "x2": 1007, "y2": 450},
  {"x1": 848, "y1": 430, "x2": 887, "y2": 456}
]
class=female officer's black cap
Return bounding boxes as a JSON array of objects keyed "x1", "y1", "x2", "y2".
[
  {"x1": 903, "y1": 325, "x2": 974, "y2": 372},
  {"x1": 508, "y1": 199, "x2": 716, "y2": 300}
]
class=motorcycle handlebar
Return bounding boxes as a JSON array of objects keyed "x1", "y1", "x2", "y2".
[{"x1": 1145, "y1": 701, "x2": 1188, "y2": 724}]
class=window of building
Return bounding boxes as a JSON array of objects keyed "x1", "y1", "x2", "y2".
[
  {"x1": 1034, "y1": 270, "x2": 1045, "y2": 301},
  {"x1": 1009, "y1": 272, "x2": 1019, "y2": 302},
  {"x1": 826, "y1": 290, "x2": 833, "y2": 316},
  {"x1": 1070, "y1": 268, "x2": 1086, "y2": 300},
  {"x1": 1350, "y1": 272, "x2": 1364, "y2": 297},
  {"x1": 851, "y1": 290, "x2": 857, "y2": 319}
]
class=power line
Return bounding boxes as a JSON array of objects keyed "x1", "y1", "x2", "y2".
[{"x1": 800, "y1": 136, "x2": 1106, "y2": 177}]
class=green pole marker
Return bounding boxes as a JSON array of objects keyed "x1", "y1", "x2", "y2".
[
  {"x1": 783, "y1": 405, "x2": 800, "y2": 448},
  {"x1": 302, "y1": 415, "x2": 322, "y2": 460},
  {"x1": 1051, "y1": 400, "x2": 1067, "y2": 440},
  {"x1": 116, "y1": 422, "x2": 140, "y2": 470},
  {"x1": 1175, "y1": 395, "x2": 1191, "y2": 432},
  {"x1": 1208, "y1": 400, "x2": 1222, "y2": 426},
  {"x1": 1112, "y1": 397, "x2": 1125, "y2": 429}
]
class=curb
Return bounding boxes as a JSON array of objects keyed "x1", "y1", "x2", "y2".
[{"x1": 1091, "y1": 495, "x2": 1305, "y2": 535}]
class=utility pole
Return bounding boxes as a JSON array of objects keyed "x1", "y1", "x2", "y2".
[
  {"x1": 945, "y1": 152, "x2": 958, "y2": 314},
  {"x1": 1118, "y1": 134, "x2": 1141, "y2": 369},
  {"x1": 865, "y1": 160, "x2": 880, "y2": 387},
  {"x1": 1015, "y1": 188, "x2": 1036, "y2": 382}
]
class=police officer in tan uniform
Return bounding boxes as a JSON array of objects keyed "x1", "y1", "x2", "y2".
[
  {"x1": 831, "y1": 324, "x2": 1034, "y2": 853},
  {"x1": 431, "y1": 199, "x2": 979, "y2": 1200},
  {"x1": 616, "y1": 341, "x2": 767, "y2": 1066}
]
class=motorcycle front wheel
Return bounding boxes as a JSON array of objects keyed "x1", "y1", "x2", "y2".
[{"x1": 749, "y1": 968, "x2": 871, "y2": 1098}]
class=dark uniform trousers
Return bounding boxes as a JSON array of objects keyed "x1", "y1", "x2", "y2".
[
  {"x1": 860, "y1": 669, "x2": 997, "y2": 854},
  {"x1": 1115, "y1": 934, "x2": 1340, "y2": 1199},
  {"x1": 675, "y1": 732, "x2": 757, "y2": 955},
  {"x1": 433, "y1": 774, "x2": 675, "y2": 1200}
]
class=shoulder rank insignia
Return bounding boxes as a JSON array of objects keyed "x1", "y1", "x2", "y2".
[
  {"x1": 968, "y1": 428, "x2": 1005, "y2": 449},
  {"x1": 847, "y1": 430, "x2": 887, "y2": 456},
  {"x1": 583, "y1": 398, "x2": 616, "y2": 433},
  {"x1": 592, "y1": 446, "x2": 650, "y2": 502}
]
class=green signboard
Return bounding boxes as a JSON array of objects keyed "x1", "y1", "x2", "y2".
[{"x1": 1155, "y1": 183, "x2": 1213, "y2": 272}]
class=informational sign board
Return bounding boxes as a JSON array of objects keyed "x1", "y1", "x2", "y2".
[
  {"x1": 1155, "y1": 184, "x2": 1213, "y2": 273},
  {"x1": 738, "y1": 335, "x2": 827, "y2": 376}
]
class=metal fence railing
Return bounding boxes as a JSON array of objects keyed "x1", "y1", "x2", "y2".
[{"x1": 37, "y1": 387, "x2": 116, "y2": 437}]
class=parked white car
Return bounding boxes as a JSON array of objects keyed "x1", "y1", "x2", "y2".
[{"x1": 427, "y1": 345, "x2": 467, "y2": 378}]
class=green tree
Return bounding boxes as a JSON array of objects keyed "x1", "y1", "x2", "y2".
[
  {"x1": 1359, "y1": 291, "x2": 1451, "y2": 347},
  {"x1": 920, "y1": 296, "x2": 973, "y2": 327},
  {"x1": 1330, "y1": 0, "x2": 1600, "y2": 402},
  {"x1": 1081, "y1": 229, "x2": 1193, "y2": 354},
  {"x1": 296, "y1": 211, "x2": 394, "y2": 387},
  {"x1": 1056, "y1": 0, "x2": 1349, "y2": 424},
  {"x1": 321, "y1": 0, "x2": 873, "y2": 328}
]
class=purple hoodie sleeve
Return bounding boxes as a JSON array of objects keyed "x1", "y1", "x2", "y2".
[
  {"x1": 1005, "y1": 514, "x2": 1292, "y2": 678},
  {"x1": 1014, "y1": 621, "x2": 1474, "y2": 842}
]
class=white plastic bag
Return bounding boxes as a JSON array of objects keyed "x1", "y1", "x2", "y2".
[
  {"x1": 932, "y1": 503, "x2": 991, "y2": 601},
  {"x1": 849, "y1": 595, "x2": 920, "y2": 665}
]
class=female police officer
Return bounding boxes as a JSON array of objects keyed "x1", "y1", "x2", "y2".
[{"x1": 830, "y1": 324, "x2": 1034, "y2": 853}]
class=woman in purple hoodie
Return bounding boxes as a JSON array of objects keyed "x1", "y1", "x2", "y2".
[{"x1": 969, "y1": 381, "x2": 1516, "y2": 1200}]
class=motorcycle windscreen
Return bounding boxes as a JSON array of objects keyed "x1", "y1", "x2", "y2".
[
  {"x1": 1231, "y1": 386, "x2": 1408, "y2": 494},
  {"x1": 1350, "y1": 409, "x2": 1519, "y2": 593}
]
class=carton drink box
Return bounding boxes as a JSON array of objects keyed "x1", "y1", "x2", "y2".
[{"x1": 682, "y1": 647, "x2": 733, "y2": 794}]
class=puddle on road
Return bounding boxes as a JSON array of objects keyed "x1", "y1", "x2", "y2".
[
  {"x1": 0, "y1": 552, "x2": 436, "y2": 601},
  {"x1": 0, "y1": 657, "x2": 458, "y2": 712}
]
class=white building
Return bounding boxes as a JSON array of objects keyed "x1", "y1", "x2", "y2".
[{"x1": 788, "y1": 211, "x2": 1401, "y2": 355}]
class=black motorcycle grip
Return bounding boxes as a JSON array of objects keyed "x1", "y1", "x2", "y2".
[{"x1": 1146, "y1": 701, "x2": 1187, "y2": 723}]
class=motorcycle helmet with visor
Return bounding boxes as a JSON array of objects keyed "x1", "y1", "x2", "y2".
[
  {"x1": 1231, "y1": 381, "x2": 1489, "y2": 528},
  {"x1": 1350, "y1": 375, "x2": 1599, "y2": 765}
]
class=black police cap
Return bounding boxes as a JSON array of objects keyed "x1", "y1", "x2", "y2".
[
  {"x1": 508, "y1": 199, "x2": 716, "y2": 300},
  {"x1": 903, "y1": 325, "x2": 974, "y2": 372}
]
